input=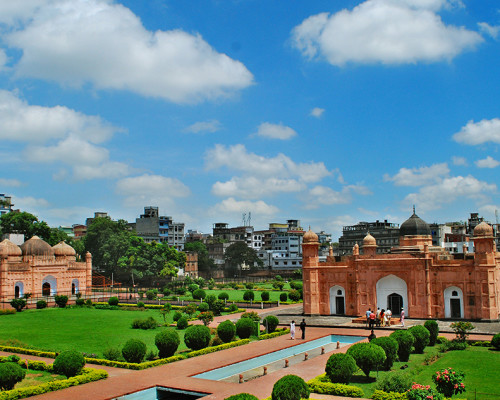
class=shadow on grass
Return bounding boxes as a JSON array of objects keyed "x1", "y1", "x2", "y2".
[{"x1": 350, "y1": 375, "x2": 377, "y2": 384}]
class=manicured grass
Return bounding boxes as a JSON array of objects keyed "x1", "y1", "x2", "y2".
[
  {"x1": 16, "y1": 370, "x2": 65, "y2": 388},
  {"x1": 0, "y1": 307, "x2": 190, "y2": 357},
  {"x1": 180, "y1": 288, "x2": 291, "y2": 302}
]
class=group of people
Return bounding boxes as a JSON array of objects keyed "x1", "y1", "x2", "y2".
[
  {"x1": 290, "y1": 319, "x2": 306, "y2": 340},
  {"x1": 365, "y1": 307, "x2": 401, "y2": 328}
]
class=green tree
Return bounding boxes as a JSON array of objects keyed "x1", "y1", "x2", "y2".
[
  {"x1": 184, "y1": 241, "x2": 215, "y2": 274},
  {"x1": 224, "y1": 241, "x2": 263, "y2": 275},
  {"x1": 0, "y1": 211, "x2": 50, "y2": 240}
]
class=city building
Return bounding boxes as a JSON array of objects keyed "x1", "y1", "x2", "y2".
[
  {"x1": 134, "y1": 207, "x2": 185, "y2": 250},
  {"x1": 303, "y1": 210, "x2": 500, "y2": 320},
  {"x1": 0, "y1": 194, "x2": 13, "y2": 216},
  {"x1": 338, "y1": 220, "x2": 400, "y2": 255},
  {"x1": 85, "y1": 212, "x2": 110, "y2": 227}
]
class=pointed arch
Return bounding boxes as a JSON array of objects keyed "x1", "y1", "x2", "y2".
[
  {"x1": 376, "y1": 275, "x2": 408, "y2": 317},
  {"x1": 329, "y1": 285, "x2": 345, "y2": 315},
  {"x1": 444, "y1": 286, "x2": 464, "y2": 318}
]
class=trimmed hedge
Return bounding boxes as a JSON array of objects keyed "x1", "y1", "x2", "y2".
[
  {"x1": 372, "y1": 390, "x2": 408, "y2": 400},
  {"x1": 258, "y1": 328, "x2": 290, "y2": 340},
  {"x1": 307, "y1": 374, "x2": 364, "y2": 398},
  {"x1": 53, "y1": 350, "x2": 86, "y2": 377},
  {"x1": 325, "y1": 353, "x2": 357, "y2": 383},
  {"x1": 155, "y1": 329, "x2": 180, "y2": 358},
  {"x1": 184, "y1": 325, "x2": 211, "y2": 351},
  {"x1": 371, "y1": 336, "x2": 399, "y2": 370},
  {"x1": 390, "y1": 330, "x2": 415, "y2": 362},
  {"x1": 121, "y1": 339, "x2": 147, "y2": 363},
  {"x1": 0, "y1": 309, "x2": 16, "y2": 315},
  {"x1": 236, "y1": 318, "x2": 255, "y2": 339},
  {"x1": 490, "y1": 333, "x2": 500, "y2": 350},
  {"x1": 408, "y1": 325, "x2": 430, "y2": 353},
  {"x1": 225, "y1": 394, "x2": 259, "y2": 400},
  {"x1": 272, "y1": 374, "x2": 309, "y2": 400},
  {"x1": 217, "y1": 320, "x2": 236, "y2": 343},
  {"x1": 424, "y1": 320, "x2": 439, "y2": 346},
  {"x1": 185, "y1": 339, "x2": 250, "y2": 358}
]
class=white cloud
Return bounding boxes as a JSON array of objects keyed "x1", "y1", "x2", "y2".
[
  {"x1": 310, "y1": 107, "x2": 325, "y2": 118},
  {"x1": 0, "y1": 178, "x2": 22, "y2": 187},
  {"x1": 475, "y1": 156, "x2": 500, "y2": 169},
  {"x1": 254, "y1": 122, "x2": 297, "y2": 140},
  {"x1": 478, "y1": 22, "x2": 500, "y2": 39},
  {"x1": 205, "y1": 144, "x2": 330, "y2": 183},
  {"x1": 384, "y1": 163, "x2": 449, "y2": 186},
  {"x1": 453, "y1": 118, "x2": 500, "y2": 145},
  {"x1": 212, "y1": 176, "x2": 305, "y2": 199},
  {"x1": 12, "y1": 195, "x2": 50, "y2": 211},
  {"x1": 116, "y1": 174, "x2": 190, "y2": 208},
  {"x1": 2, "y1": 0, "x2": 253, "y2": 103},
  {"x1": 211, "y1": 197, "x2": 279, "y2": 216},
  {"x1": 184, "y1": 120, "x2": 221, "y2": 134},
  {"x1": 478, "y1": 204, "x2": 500, "y2": 217},
  {"x1": 304, "y1": 184, "x2": 372, "y2": 209},
  {"x1": 403, "y1": 175, "x2": 497, "y2": 211},
  {"x1": 452, "y1": 156, "x2": 468, "y2": 166},
  {"x1": 291, "y1": 0, "x2": 482, "y2": 66},
  {"x1": 0, "y1": 90, "x2": 122, "y2": 143}
]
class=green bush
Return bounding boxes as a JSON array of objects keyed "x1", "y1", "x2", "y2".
[
  {"x1": 36, "y1": 299, "x2": 47, "y2": 309},
  {"x1": 375, "y1": 372, "x2": 412, "y2": 393},
  {"x1": 107, "y1": 296, "x2": 119, "y2": 306},
  {"x1": 450, "y1": 321, "x2": 475, "y2": 341},
  {"x1": 372, "y1": 390, "x2": 408, "y2": 400},
  {"x1": 243, "y1": 290, "x2": 255, "y2": 301},
  {"x1": 173, "y1": 311, "x2": 182, "y2": 321},
  {"x1": 10, "y1": 298, "x2": 26, "y2": 312},
  {"x1": 75, "y1": 298, "x2": 85, "y2": 306},
  {"x1": 236, "y1": 317, "x2": 255, "y2": 339},
  {"x1": 290, "y1": 281, "x2": 303, "y2": 290},
  {"x1": 436, "y1": 336, "x2": 447, "y2": 344},
  {"x1": 439, "y1": 339, "x2": 468, "y2": 352},
  {"x1": 188, "y1": 284, "x2": 199, "y2": 293},
  {"x1": 272, "y1": 374, "x2": 310, "y2": 400},
  {"x1": 218, "y1": 292, "x2": 229, "y2": 301},
  {"x1": 263, "y1": 315, "x2": 279, "y2": 333},
  {"x1": 192, "y1": 289, "x2": 206, "y2": 300},
  {"x1": 85, "y1": 299, "x2": 92, "y2": 306},
  {"x1": 0, "y1": 362, "x2": 26, "y2": 390},
  {"x1": 346, "y1": 342, "x2": 386, "y2": 377},
  {"x1": 261, "y1": 291, "x2": 270, "y2": 301},
  {"x1": 54, "y1": 295, "x2": 68, "y2": 308},
  {"x1": 424, "y1": 320, "x2": 439, "y2": 346},
  {"x1": 225, "y1": 394, "x2": 258, "y2": 400},
  {"x1": 53, "y1": 350, "x2": 86, "y2": 377},
  {"x1": 390, "y1": 330, "x2": 415, "y2": 362},
  {"x1": 175, "y1": 286, "x2": 187, "y2": 295},
  {"x1": 155, "y1": 329, "x2": 180, "y2": 358},
  {"x1": 131, "y1": 316, "x2": 157, "y2": 330},
  {"x1": 210, "y1": 336, "x2": 224, "y2": 347},
  {"x1": 121, "y1": 339, "x2": 147, "y2": 363},
  {"x1": 217, "y1": 320, "x2": 236, "y2": 343},
  {"x1": 176, "y1": 316, "x2": 188, "y2": 330},
  {"x1": 245, "y1": 282, "x2": 254, "y2": 290},
  {"x1": 198, "y1": 302, "x2": 209, "y2": 312},
  {"x1": 288, "y1": 289, "x2": 301, "y2": 301},
  {"x1": 184, "y1": 325, "x2": 211, "y2": 350},
  {"x1": 241, "y1": 311, "x2": 260, "y2": 321},
  {"x1": 211, "y1": 300, "x2": 225, "y2": 316},
  {"x1": 280, "y1": 292, "x2": 288, "y2": 302},
  {"x1": 145, "y1": 289, "x2": 157, "y2": 300},
  {"x1": 371, "y1": 336, "x2": 399, "y2": 370},
  {"x1": 307, "y1": 374, "x2": 364, "y2": 398},
  {"x1": 325, "y1": 353, "x2": 357, "y2": 383},
  {"x1": 102, "y1": 347, "x2": 122, "y2": 361},
  {"x1": 491, "y1": 333, "x2": 500, "y2": 350},
  {"x1": 409, "y1": 325, "x2": 430, "y2": 353},
  {"x1": 229, "y1": 303, "x2": 238, "y2": 312},
  {"x1": 137, "y1": 301, "x2": 145, "y2": 308}
]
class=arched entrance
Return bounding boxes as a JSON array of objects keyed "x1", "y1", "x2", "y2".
[
  {"x1": 14, "y1": 282, "x2": 24, "y2": 298},
  {"x1": 42, "y1": 276, "x2": 57, "y2": 296},
  {"x1": 71, "y1": 279, "x2": 79, "y2": 295},
  {"x1": 376, "y1": 275, "x2": 408, "y2": 317},
  {"x1": 42, "y1": 282, "x2": 51, "y2": 296},
  {"x1": 329, "y1": 285, "x2": 345, "y2": 315},
  {"x1": 444, "y1": 286, "x2": 464, "y2": 318}
]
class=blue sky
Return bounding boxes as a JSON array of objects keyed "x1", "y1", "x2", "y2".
[{"x1": 1, "y1": 0, "x2": 499, "y2": 239}]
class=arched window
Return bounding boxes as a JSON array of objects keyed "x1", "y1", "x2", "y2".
[
  {"x1": 444, "y1": 287, "x2": 464, "y2": 319},
  {"x1": 14, "y1": 282, "x2": 24, "y2": 298},
  {"x1": 42, "y1": 275, "x2": 57, "y2": 296}
]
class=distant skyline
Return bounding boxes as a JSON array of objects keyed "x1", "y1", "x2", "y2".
[{"x1": 1, "y1": 0, "x2": 499, "y2": 239}]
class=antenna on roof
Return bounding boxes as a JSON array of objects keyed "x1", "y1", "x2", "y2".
[{"x1": 413, "y1": 205, "x2": 416, "y2": 214}]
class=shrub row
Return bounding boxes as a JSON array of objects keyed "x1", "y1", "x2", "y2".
[
  {"x1": 258, "y1": 328, "x2": 290, "y2": 340},
  {"x1": 371, "y1": 390, "x2": 408, "y2": 400},
  {"x1": 307, "y1": 374, "x2": 364, "y2": 398},
  {"x1": 185, "y1": 339, "x2": 250, "y2": 358},
  {"x1": 0, "y1": 309, "x2": 16, "y2": 316}
]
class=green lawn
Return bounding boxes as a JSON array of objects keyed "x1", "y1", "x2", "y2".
[
  {"x1": 16, "y1": 370, "x2": 65, "y2": 388},
  {"x1": 0, "y1": 307, "x2": 190, "y2": 357},
  {"x1": 178, "y1": 288, "x2": 292, "y2": 302},
  {"x1": 346, "y1": 346, "x2": 500, "y2": 399}
]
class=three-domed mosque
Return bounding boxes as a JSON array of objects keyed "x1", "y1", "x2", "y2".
[
  {"x1": 0, "y1": 236, "x2": 92, "y2": 308},
  {"x1": 303, "y1": 211, "x2": 500, "y2": 321}
]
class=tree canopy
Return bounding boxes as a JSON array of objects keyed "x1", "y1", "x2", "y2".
[
  {"x1": 0, "y1": 211, "x2": 50, "y2": 241},
  {"x1": 224, "y1": 241, "x2": 263, "y2": 275}
]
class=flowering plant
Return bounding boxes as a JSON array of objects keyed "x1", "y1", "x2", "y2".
[
  {"x1": 433, "y1": 367, "x2": 465, "y2": 397},
  {"x1": 406, "y1": 383, "x2": 444, "y2": 400}
]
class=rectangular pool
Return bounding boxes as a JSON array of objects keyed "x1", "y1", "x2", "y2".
[
  {"x1": 193, "y1": 334, "x2": 364, "y2": 381},
  {"x1": 115, "y1": 387, "x2": 207, "y2": 400}
]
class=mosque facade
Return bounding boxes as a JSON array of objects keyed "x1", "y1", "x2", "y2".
[
  {"x1": 0, "y1": 236, "x2": 92, "y2": 308},
  {"x1": 302, "y1": 212, "x2": 500, "y2": 321}
]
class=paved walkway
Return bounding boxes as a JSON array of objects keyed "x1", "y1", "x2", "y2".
[{"x1": 2, "y1": 303, "x2": 496, "y2": 400}]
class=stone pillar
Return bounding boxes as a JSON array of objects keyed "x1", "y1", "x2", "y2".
[
  {"x1": 85, "y1": 252, "x2": 92, "y2": 296},
  {"x1": 0, "y1": 256, "x2": 8, "y2": 307},
  {"x1": 302, "y1": 236, "x2": 319, "y2": 315}
]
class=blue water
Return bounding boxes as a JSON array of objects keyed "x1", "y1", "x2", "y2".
[
  {"x1": 193, "y1": 334, "x2": 364, "y2": 381},
  {"x1": 116, "y1": 387, "x2": 206, "y2": 400}
]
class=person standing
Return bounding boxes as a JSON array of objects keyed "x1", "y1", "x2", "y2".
[
  {"x1": 365, "y1": 308, "x2": 372, "y2": 328},
  {"x1": 290, "y1": 320, "x2": 296, "y2": 340},
  {"x1": 386, "y1": 309, "x2": 392, "y2": 326},
  {"x1": 380, "y1": 309, "x2": 385, "y2": 327},
  {"x1": 376, "y1": 307, "x2": 381, "y2": 327},
  {"x1": 369, "y1": 310, "x2": 376, "y2": 329},
  {"x1": 400, "y1": 308, "x2": 405, "y2": 327},
  {"x1": 299, "y1": 319, "x2": 306, "y2": 339}
]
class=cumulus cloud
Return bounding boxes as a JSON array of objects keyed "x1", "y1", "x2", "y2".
[
  {"x1": 0, "y1": 90, "x2": 121, "y2": 143},
  {"x1": 475, "y1": 156, "x2": 500, "y2": 169},
  {"x1": 184, "y1": 120, "x2": 222, "y2": 134},
  {"x1": 452, "y1": 156, "x2": 468, "y2": 166},
  {"x1": 384, "y1": 163, "x2": 450, "y2": 186},
  {"x1": 478, "y1": 22, "x2": 500, "y2": 39},
  {"x1": 452, "y1": 118, "x2": 500, "y2": 145},
  {"x1": 403, "y1": 175, "x2": 496, "y2": 211},
  {"x1": 254, "y1": 122, "x2": 297, "y2": 140},
  {"x1": 304, "y1": 184, "x2": 372, "y2": 209},
  {"x1": 291, "y1": 0, "x2": 482, "y2": 66},
  {"x1": 211, "y1": 197, "x2": 279, "y2": 216},
  {"x1": 212, "y1": 176, "x2": 305, "y2": 199},
  {"x1": 1, "y1": 0, "x2": 253, "y2": 103},
  {"x1": 12, "y1": 195, "x2": 50, "y2": 211},
  {"x1": 0, "y1": 178, "x2": 22, "y2": 187},
  {"x1": 310, "y1": 107, "x2": 325, "y2": 118}
]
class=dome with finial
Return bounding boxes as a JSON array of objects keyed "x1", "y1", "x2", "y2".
[
  {"x1": 363, "y1": 233, "x2": 376, "y2": 247},
  {"x1": 400, "y1": 206, "x2": 431, "y2": 237},
  {"x1": 20, "y1": 236, "x2": 54, "y2": 256},
  {"x1": 303, "y1": 227, "x2": 318, "y2": 243},
  {"x1": 0, "y1": 239, "x2": 22, "y2": 256},
  {"x1": 473, "y1": 221, "x2": 493, "y2": 237},
  {"x1": 53, "y1": 241, "x2": 76, "y2": 256}
]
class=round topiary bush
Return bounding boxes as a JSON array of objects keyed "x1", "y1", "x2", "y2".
[
  {"x1": 137, "y1": 301, "x2": 145, "y2": 308},
  {"x1": 0, "y1": 362, "x2": 26, "y2": 390},
  {"x1": 188, "y1": 284, "x2": 199, "y2": 293},
  {"x1": 176, "y1": 316, "x2": 189, "y2": 330},
  {"x1": 225, "y1": 394, "x2": 259, "y2": 400},
  {"x1": 491, "y1": 333, "x2": 500, "y2": 350},
  {"x1": 390, "y1": 330, "x2": 415, "y2": 362},
  {"x1": 346, "y1": 342, "x2": 386, "y2": 377},
  {"x1": 279, "y1": 292, "x2": 288, "y2": 302},
  {"x1": 409, "y1": 325, "x2": 430, "y2": 353},
  {"x1": 217, "y1": 319, "x2": 236, "y2": 343},
  {"x1": 263, "y1": 315, "x2": 279, "y2": 333},
  {"x1": 243, "y1": 290, "x2": 255, "y2": 301},
  {"x1": 424, "y1": 320, "x2": 439, "y2": 346},
  {"x1": 36, "y1": 299, "x2": 47, "y2": 309},
  {"x1": 288, "y1": 289, "x2": 301, "y2": 301},
  {"x1": 173, "y1": 311, "x2": 182, "y2": 321},
  {"x1": 53, "y1": 350, "x2": 86, "y2": 377},
  {"x1": 325, "y1": 353, "x2": 357, "y2": 383},
  {"x1": 236, "y1": 317, "x2": 255, "y2": 339},
  {"x1": 229, "y1": 303, "x2": 238, "y2": 312},
  {"x1": 122, "y1": 339, "x2": 147, "y2": 363},
  {"x1": 198, "y1": 302, "x2": 209, "y2": 312},
  {"x1": 245, "y1": 282, "x2": 255, "y2": 290},
  {"x1": 155, "y1": 329, "x2": 180, "y2": 358},
  {"x1": 192, "y1": 289, "x2": 206, "y2": 300},
  {"x1": 218, "y1": 292, "x2": 229, "y2": 301},
  {"x1": 260, "y1": 291, "x2": 270, "y2": 301},
  {"x1": 184, "y1": 325, "x2": 211, "y2": 350},
  {"x1": 54, "y1": 295, "x2": 68, "y2": 308},
  {"x1": 146, "y1": 289, "x2": 157, "y2": 300},
  {"x1": 371, "y1": 336, "x2": 399, "y2": 370},
  {"x1": 108, "y1": 296, "x2": 119, "y2": 306},
  {"x1": 271, "y1": 374, "x2": 310, "y2": 400}
]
